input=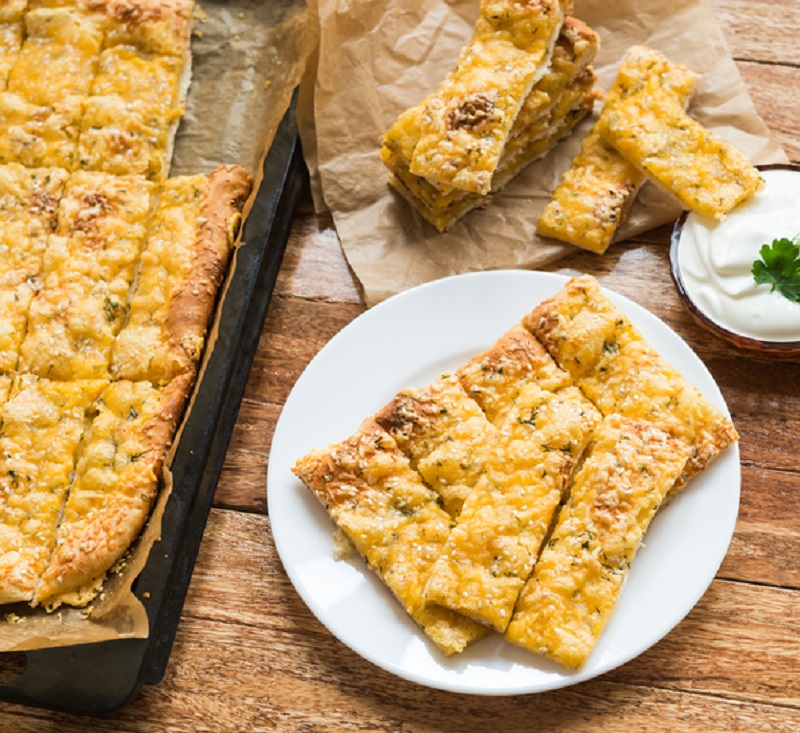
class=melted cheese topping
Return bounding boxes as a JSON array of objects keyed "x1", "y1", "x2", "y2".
[
  {"x1": 0, "y1": 92, "x2": 83, "y2": 169},
  {"x1": 537, "y1": 45, "x2": 698, "y2": 252},
  {"x1": 505, "y1": 415, "x2": 690, "y2": 668},
  {"x1": 424, "y1": 386, "x2": 600, "y2": 631},
  {"x1": 383, "y1": 0, "x2": 567, "y2": 196},
  {"x1": 293, "y1": 419, "x2": 489, "y2": 656},
  {"x1": 20, "y1": 171, "x2": 155, "y2": 379},
  {"x1": 112, "y1": 174, "x2": 206, "y2": 383},
  {"x1": 92, "y1": 45, "x2": 184, "y2": 114},
  {"x1": 0, "y1": 376, "x2": 106, "y2": 604},
  {"x1": 8, "y1": 8, "x2": 104, "y2": 106},
  {"x1": 103, "y1": 0, "x2": 193, "y2": 57},
  {"x1": 597, "y1": 91, "x2": 763, "y2": 220},
  {"x1": 0, "y1": 22, "x2": 23, "y2": 91},
  {"x1": 77, "y1": 97, "x2": 173, "y2": 179}
]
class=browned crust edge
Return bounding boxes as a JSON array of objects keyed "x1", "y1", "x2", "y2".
[
  {"x1": 33, "y1": 372, "x2": 194, "y2": 608},
  {"x1": 163, "y1": 164, "x2": 252, "y2": 375}
]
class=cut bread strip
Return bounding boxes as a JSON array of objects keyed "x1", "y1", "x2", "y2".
[
  {"x1": 383, "y1": 0, "x2": 570, "y2": 196},
  {"x1": 524, "y1": 275, "x2": 738, "y2": 491},
  {"x1": 537, "y1": 45, "x2": 698, "y2": 253},
  {"x1": 424, "y1": 385, "x2": 600, "y2": 631},
  {"x1": 19, "y1": 171, "x2": 156, "y2": 379},
  {"x1": 597, "y1": 90, "x2": 762, "y2": 220},
  {"x1": 505, "y1": 415, "x2": 690, "y2": 668},
  {"x1": 0, "y1": 376, "x2": 106, "y2": 604},
  {"x1": 293, "y1": 418, "x2": 491, "y2": 656},
  {"x1": 112, "y1": 165, "x2": 252, "y2": 385},
  {"x1": 34, "y1": 374, "x2": 192, "y2": 609}
]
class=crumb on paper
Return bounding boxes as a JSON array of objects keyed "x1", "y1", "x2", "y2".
[
  {"x1": 264, "y1": 80, "x2": 271, "y2": 90},
  {"x1": 81, "y1": 606, "x2": 94, "y2": 620},
  {"x1": 192, "y1": 29, "x2": 204, "y2": 39},
  {"x1": 234, "y1": 34, "x2": 241, "y2": 41},
  {"x1": 238, "y1": 12, "x2": 245, "y2": 19},
  {"x1": 332, "y1": 527, "x2": 356, "y2": 560},
  {"x1": 143, "y1": 591, "x2": 151, "y2": 599},
  {"x1": 5, "y1": 613, "x2": 24, "y2": 624}
]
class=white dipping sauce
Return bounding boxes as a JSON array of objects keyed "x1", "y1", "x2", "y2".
[{"x1": 677, "y1": 168, "x2": 800, "y2": 341}]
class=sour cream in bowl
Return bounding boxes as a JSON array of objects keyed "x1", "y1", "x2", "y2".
[{"x1": 670, "y1": 164, "x2": 800, "y2": 359}]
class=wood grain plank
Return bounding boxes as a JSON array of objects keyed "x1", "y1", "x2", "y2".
[
  {"x1": 711, "y1": 0, "x2": 799, "y2": 66},
  {"x1": 739, "y1": 61, "x2": 800, "y2": 161}
]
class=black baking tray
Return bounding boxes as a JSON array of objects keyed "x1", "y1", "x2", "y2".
[{"x1": 0, "y1": 100, "x2": 306, "y2": 715}]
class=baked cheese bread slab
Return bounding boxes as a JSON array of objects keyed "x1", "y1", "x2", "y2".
[
  {"x1": 0, "y1": 376, "x2": 107, "y2": 604},
  {"x1": 34, "y1": 374, "x2": 192, "y2": 609},
  {"x1": 383, "y1": 0, "x2": 569, "y2": 197},
  {"x1": 19, "y1": 171, "x2": 155, "y2": 380},
  {"x1": 112, "y1": 165, "x2": 252, "y2": 384},
  {"x1": 374, "y1": 373, "x2": 502, "y2": 517},
  {"x1": 424, "y1": 385, "x2": 601, "y2": 631},
  {"x1": 597, "y1": 89, "x2": 763, "y2": 220},
  {"x1": 536, "y1": 46, "x2": 698, "y2": 252},
  {"x1": 505, "y1": 415, "x2": 690, "y2": 668},
  {"x1": 293, "y1": 418, "x2": 490, "y2": 656},
  {"x1": 524, "y1": 275, "x2": 738, "y2": 491}
]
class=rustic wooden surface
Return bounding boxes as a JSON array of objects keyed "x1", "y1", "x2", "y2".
[{"x1": 2, "y1": 1, "x2": 799, "y2": 729}]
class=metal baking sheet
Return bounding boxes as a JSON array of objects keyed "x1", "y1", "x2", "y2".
[{"x1": 0, "y1": 100, "x2": 306, "y2": 715}]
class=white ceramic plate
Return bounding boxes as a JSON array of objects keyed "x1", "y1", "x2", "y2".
[{"x1": 267, "y1": 271, "x2": 740, "y2": 695}]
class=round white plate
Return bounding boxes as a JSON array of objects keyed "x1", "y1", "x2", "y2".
[{"x1": 267, "y1": 270, "x2": 740, "y2": 695}]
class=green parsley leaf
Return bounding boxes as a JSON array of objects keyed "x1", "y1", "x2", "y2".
[{"x1": 752, "y1": 236, "x2": 800, "y2": 304}]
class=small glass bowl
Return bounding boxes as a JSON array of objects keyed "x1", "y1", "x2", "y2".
[{"x1": 669, "y1": 163, "x2": 800, "y2": 361}]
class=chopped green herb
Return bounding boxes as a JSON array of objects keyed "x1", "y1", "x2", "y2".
[{"x1": 751, "y1": 235, "x2": 800, "y2": 304}]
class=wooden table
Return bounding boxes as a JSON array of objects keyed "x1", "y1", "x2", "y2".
[{"x1": 2, "y1": 1, "x2": 798, "y2": 729}]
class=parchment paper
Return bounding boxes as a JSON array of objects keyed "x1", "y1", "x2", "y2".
[
  {"x1": 298, "y1": 0, "x2": 788, "y2": 305},
  {"x1": 0, "y1": 0, "x2": 313, "y2": 652}
]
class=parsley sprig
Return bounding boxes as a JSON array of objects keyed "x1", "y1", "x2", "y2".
[{"x1": 751, "y1": 234, "x2": 800, "y2": 304}]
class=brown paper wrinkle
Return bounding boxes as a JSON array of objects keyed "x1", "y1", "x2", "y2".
[
  {"x1": 0, "y1": 0, "x2": 313, "y2": 652},
  {"x1": 301, "y1": 0, "x2": 787, "y2": 307}
]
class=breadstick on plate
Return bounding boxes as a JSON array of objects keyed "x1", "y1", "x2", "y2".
[
  {"x1": 374, "y1": 373, "x2": 502, "y2": 517},
  {"x1": 525, "y1": 276, "x2": 738, "y2": 492},
  {"x1": 293, "y1": 419, "x2": 490, "y2": 656},
  {"x1": 424, "y1": 385, "x2": 601, "y2": 631},
  {"x1": 505, "y1": 415, "x2": 691, "y2": 668}
]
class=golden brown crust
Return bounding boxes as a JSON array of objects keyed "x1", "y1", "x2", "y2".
[
  {"x1": 102, "y1": 0, "x2": 193, "y2": 56},
  {"x1": 34, "y1": 372, "x2": 192, "y2": 609},
  {"x1": 163, "y1": 165, "x2": 251, "y2": 373},
  {"x1": 456, "y1": 323, "x2": 571, "y2": 423}
]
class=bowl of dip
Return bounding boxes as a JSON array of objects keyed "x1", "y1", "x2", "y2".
[{"x1": 670, "y1": 163, "x2": 800, "y2": 360}]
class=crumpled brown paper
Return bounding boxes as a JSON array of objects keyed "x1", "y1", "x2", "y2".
[
  {"x1": 0, "y1": 0, "x2": 312, "y2": 653},
  {"x1": 299, "y1": 0, "x2": 788, "y2": 305}
]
